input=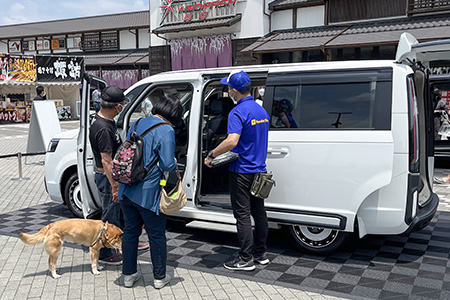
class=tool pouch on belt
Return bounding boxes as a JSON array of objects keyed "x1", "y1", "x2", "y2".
[{"x1": 250, "y1": 172, "x2": 275, "y2": 199}]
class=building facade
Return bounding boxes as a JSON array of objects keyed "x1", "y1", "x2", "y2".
[
  {"x1": 0, "y1": 11, "x2": 151, "y2": 89},
  {"x1": 1, "y1": 0, "x2": 449, "y2": 92},
  {"x1": 245, "y1": 0, "x2": 450, "y2": 73}
]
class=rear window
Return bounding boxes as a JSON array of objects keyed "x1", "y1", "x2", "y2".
[{"x1": 266, "y1": 68, "x2": 393, "y2": 130}]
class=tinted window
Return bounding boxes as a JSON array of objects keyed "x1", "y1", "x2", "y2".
[{"x1": 268, "y1": 69, "x2": 392, "y2": 130}]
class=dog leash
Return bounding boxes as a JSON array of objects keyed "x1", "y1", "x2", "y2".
[{"x1": 90, "y1": 223, "x2": 121, "y2": 250}]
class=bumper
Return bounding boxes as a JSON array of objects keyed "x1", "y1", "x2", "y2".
[{"x1": 405, "y1": 193, "x2": 439, "y2": 234}]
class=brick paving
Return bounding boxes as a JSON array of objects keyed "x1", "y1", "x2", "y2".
[{"x1": 0, "y1": 121, "x2": 346, "y2": 300}]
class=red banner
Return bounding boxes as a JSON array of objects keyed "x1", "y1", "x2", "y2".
[{"x1": 7, "y1": 55, "x2": 36, "y2": 82}]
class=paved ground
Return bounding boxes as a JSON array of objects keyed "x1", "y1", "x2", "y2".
[
  {"x1": 4, "y1": 120, "x2": 450, "y2": 299},
  {"x1": 0, "y1": 121, "x2": 345, "y2": 300}
]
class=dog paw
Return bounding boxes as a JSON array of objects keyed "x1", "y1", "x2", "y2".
[
  {"x1": 97, "y1": 265, "x2": 104, "y2": 271},
  {"x1": 52, "y1": 273, "x2": 61, "y2": 279},
  {"x1": 92, "y1": 270, "x2": 101, "y2": 276}
]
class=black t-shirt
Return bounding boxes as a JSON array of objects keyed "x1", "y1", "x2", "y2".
[{"x1": 89, "y1": 114, "x2": 122, "y2": 169}]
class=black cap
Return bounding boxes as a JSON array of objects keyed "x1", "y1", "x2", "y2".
[{"x1": 101, "y1": 86, "x2": 125, "y2": 103}]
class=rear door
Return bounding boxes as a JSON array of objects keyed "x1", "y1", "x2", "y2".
[{"x1": 396, "y1": 33, "x2": 450, "y2": 205}]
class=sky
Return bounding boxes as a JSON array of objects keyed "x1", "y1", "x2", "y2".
[{"x1": 0, "y1": 0, "x2": 149, "y2": 26}]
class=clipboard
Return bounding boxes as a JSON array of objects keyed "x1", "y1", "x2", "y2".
[{"x1": 210, "y1": 151, "x2": 239, "y2": 168}]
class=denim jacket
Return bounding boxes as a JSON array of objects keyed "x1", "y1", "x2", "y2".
[{"x1": 118, "y1": 115, "x2": 177, "y2": 214}]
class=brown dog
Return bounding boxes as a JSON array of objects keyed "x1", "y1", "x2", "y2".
[{"x1": 19, "y1": 219, "x2": 123, "y2": 279}]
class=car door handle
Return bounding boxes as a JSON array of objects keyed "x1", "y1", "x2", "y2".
[{"x1": 268, "y1": 148, "x2": 288, "y2": 155}]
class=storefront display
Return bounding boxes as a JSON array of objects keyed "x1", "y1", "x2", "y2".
[
  {"x1": 0, "y1": 54, "x2": 83, "y2": 123},
  {"x1": 0, "y1": 100, "x2": 32, "y2": 122}
]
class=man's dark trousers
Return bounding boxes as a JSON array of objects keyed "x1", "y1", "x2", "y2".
[{"x1": 229, "y1": 172, "x2": 268, "y2": 261}]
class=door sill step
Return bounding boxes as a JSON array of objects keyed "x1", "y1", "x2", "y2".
[{"x1": 186, "y1": 220, "x2": 237, "y2": 233}]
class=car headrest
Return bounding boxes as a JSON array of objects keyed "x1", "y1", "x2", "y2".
[{"x1": 211, "y1": 97, "x2": 234, "y2": 115}]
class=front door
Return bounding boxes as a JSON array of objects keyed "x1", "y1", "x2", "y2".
[{"x1": 77, "y1": 75, "x2": 107, "y2": 218}]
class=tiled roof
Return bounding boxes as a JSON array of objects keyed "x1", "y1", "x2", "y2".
[
  {"x1": 328, "y1": 13, "x2": 450, "y2": 47},
  {"x1": 153, "y1": 15, "x2": 241, "y2": 34},
  {"x1": 0, "y1": 11, "x2": 150, "y2": 39},
  {"x1": 269, "y1": 0, "x2": 323, "y2": 10},
  {"x1": 243, "y1": 13, "x2": 450, "y2": 53}
]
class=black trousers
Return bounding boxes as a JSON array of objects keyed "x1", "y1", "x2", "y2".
[{"x1": 229, "y1": 172, "x2": 268, "y2": 261}]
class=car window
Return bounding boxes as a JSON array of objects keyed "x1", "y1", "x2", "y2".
[
  {"x1": 269, "y1": 70, "x2": 392, "y2": 130},
  {"x1": 129, "y1": 84, "x2": 193, "y2": 126},
  {"x1": 115, "y1": 83, "x2": 149, "y2": 128}
]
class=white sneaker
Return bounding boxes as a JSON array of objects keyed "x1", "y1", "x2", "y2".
[
  {"x1": 154, "y1": 274, "x2": 171, "y2": 289},
  {"x1": 123, "y1": 272, "x2": 141, "y2": 288}
]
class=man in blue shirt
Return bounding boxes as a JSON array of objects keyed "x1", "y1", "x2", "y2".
[{"x1": 204, "y1": 71, "x2": 270, "y2": 271}]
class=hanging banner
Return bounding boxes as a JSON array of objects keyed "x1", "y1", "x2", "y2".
[
  {"x1": 36, "y1": 55, "x2": 84, "y2": 82},
  {"x1": 0, "y1": 54, "x2": 8, "y2": 80},
  {"x1": 8, "y1": 55, "x2": 37, "y2": 82}
]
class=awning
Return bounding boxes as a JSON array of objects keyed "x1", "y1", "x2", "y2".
[
  {"x1": 269, "y1": 0, "x2": 324, "y2": 11},
  {"x1": 242, "y1": 26, "x2": 348, "y2": 53},
  {"x1": 81, "y1": 49, "x2": 149, "y2": 66},
  {"x1": 153, "y1": 14, "x2": 241, "y2": 34},
  {"x1": 327, "y1": 13, "x2": 450, "y2": 48},
  {"x1": 243, "y1": 13, "x2": 450, "y2": 54}
]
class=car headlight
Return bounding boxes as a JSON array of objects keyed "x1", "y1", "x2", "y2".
[{"x1": 47, "y1": 139, "x2": 60, "y2": 152}]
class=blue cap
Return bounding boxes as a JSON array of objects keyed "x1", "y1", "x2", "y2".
[{"x1": 220, "y1": 71, "x2": 251, "y2": 91}]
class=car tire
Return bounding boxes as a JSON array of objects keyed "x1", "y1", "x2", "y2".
[
  {"x1": 287, "y1": 225, "x2": 351, "y2": 255},
  {"x1": 64, "y1": 173, "x2": 83, "y2": 218}
]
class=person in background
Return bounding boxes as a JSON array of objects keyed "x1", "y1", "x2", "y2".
[
  {"x1": 33, "y1": 86, "x2": 46, "y2": 100},
  {"x1": 118, "y1": 95, "x2": 183, "y2": 288},
  {"x1": 92, "y1": 86, "x2": 101, "y2": 113},
  {"x1": 433, "y1": 87, "x2": 448, "y2": 140},
  {"x1": 141, "y1": 90, "x2": 164, "y2": 117},
  {"x1": 256, "y1": 86, "x2": 265, "y2": 106},
  {"x1": 204, "y1": 71, "x2": 270, "y2": 271},
  {"x1": 141, "y1": 98, "x2": 153, "y2": 117}
]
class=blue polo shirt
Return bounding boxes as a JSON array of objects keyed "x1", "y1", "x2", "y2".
[{"x1": 228, "y1": 96, "x2": 270, "y2": 173}]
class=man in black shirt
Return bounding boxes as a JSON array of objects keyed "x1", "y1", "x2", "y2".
[
  {"x1": 89, "y1": 85, "x2": 125, "y2": 265},
  {"x1": 33, "y1": 86, "x2": 47, "y2": 100}
]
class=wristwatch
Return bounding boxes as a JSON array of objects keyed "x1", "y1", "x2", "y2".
[{"x1": 208, "y1": 150, "x2": 215, "y2": 159}]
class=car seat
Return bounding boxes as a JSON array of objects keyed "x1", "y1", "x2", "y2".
[{"x1": 204, "y1": 97, "x2": 234, "y2": 150}]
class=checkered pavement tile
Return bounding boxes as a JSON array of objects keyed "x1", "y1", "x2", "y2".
[{"x1": 2, "y1": 201, "x2": 450, "y2": 299}]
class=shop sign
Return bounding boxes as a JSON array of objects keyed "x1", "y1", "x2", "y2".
[
  {"x1": 8, "y1": 55, "x2": 36, "y2": 82},
  {"x1": 36, "y1": 40, "x2": 50, "y2": 50},
  {"x1": 36, "y1": 56, "x2": 84, "y2": 82},
  {"x1": 28, "y1": 41, "x2": 35, "y2": 51},
  {"x1": 50, "y1": 38, "x2": 66, "y2": 50},
  {"x1": 0, "y1": 109, "x2": 18, "y2": 122},
  {"x1": 160, "y1": 0, "x2": 236, "y2": 25},
  {"x1": 0, "y1": 54, "x2": 8, "y2": 80},
  {"x1": 179, "y1": 0, "x2": 237, "y2": 12},
  {"x1": 9, "y1": 41, "x2": 21, "y2": 53}
]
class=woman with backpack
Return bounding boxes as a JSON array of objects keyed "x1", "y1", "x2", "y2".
[{"x1": 117, "y1": 94, "x2": 183, "y2": 289}]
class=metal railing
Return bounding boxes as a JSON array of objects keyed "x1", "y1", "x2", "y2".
[{"x1": 0, "y1": 152, "x2": 46, "y2": 181}]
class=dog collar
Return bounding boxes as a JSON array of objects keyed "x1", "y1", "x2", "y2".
[{"x1": 90, "y1": 223, "x2": 107, "y2": 247}]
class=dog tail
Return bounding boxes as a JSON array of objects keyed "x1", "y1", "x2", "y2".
[{"x1": 19, "y1": 225, "x2": 49, "y2": 245}]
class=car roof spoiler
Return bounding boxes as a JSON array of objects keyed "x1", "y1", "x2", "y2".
[{"x1": 396, "y1": 33, "x2": 450, "y2": 67}]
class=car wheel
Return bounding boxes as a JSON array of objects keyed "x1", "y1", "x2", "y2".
[
  {"x1": 64, "y1": 173, "x2": 83, "y2": 218},
  {"x1": 287, "y1": 225, "x2": 351, "y2": 255}
]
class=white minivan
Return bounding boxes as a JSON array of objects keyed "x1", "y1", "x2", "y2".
[{"x1": 70, "y1": 33, "x2": 450, "y2": 254}]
